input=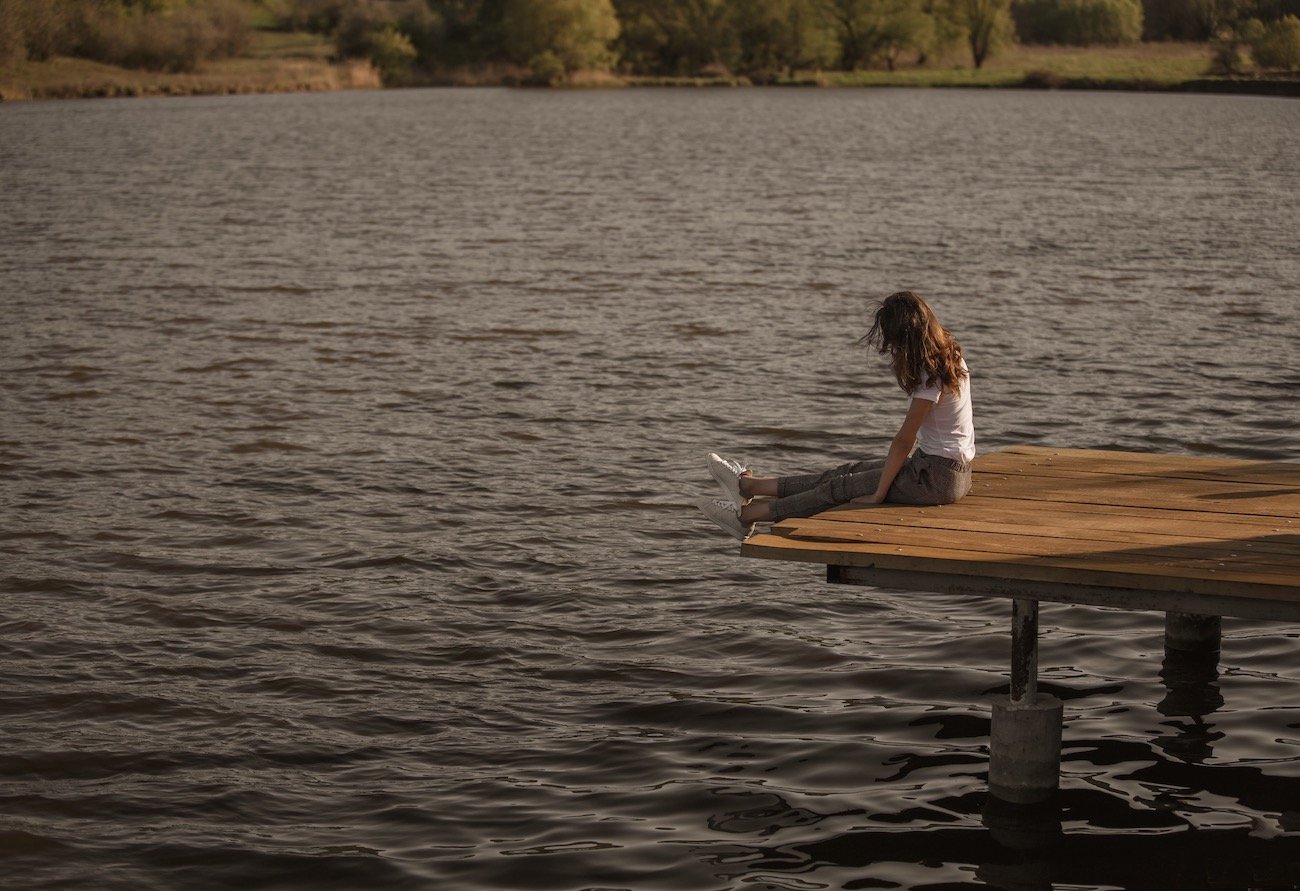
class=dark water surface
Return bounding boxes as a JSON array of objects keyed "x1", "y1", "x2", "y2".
[{"x1": 1, "y1": 88, "x2": 1298, "y2": 890}]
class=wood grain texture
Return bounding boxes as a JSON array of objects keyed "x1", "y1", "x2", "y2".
[{"x1": 739, "y1": 447, "x2": 1300, "y2": 613}]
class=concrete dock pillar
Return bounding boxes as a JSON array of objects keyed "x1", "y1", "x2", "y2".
[
  {"x1": 989, "y1": 598, "x2": 1064, "y2": 805},
  {"x1": 1165, "y1": 612, "x2": 1221, "y2": 655},
  {"x1": 990, "y1": 694, "x2": 1064, "y2": 804}
]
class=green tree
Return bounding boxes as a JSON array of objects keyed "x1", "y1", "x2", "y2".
[
  {"x1": 614, "y1": 0, "x2": 739, "y2": 75},
  {"x1": 280, "y1": 0, "x2": 347, "y2": 32},
  {"x1": 327, "y1": 0, "x2": 457, "y2": 76},
  {"x1": 879, "y1": 0, "x2": 934, "y2": 69},
  {"x1": 731, "y1": 0, "x2": 835, "y2": 76},
  {"x1": 428, "y1": 0, "x2": 504, "y2": 61},
  {"x1": 419, "y1": 0, "x2": 507, "y2": 67},
  {"x1": 818, "y1": 0, "x2": 884, "y2": 68},
  {"x1": 1141, "y1": 0, "x2": 1240, "y2": 40},
  {"x1": 1240, "y1": 0, "x2": 1300, "y2": 20},
  {"x1": 1250, "y1": 13, "x2": 1300, "y2": 67},
  {"x1": 816, "y1": 0, "x2": 935, "y2": 70},
  {"x1": 945, "y1": 0, "x2": 1013, "y2": 67},
  {"x1": 0, "y1": 0, "x2": 255, "y2": 71},
  {"x1": 367, "y1": 23, "x2": 418, "y2": 81},
  {"x1": 502, "y1": 0, "x2": 620, "y2": 72},
  {"x1": 919, "y1": 0, "x2": 966, "y2": 61},
  {"x1": 1013, "y1": 0, "x2": 1143, "y2": 45},
  {"x1": 0, "y1": 0, "x2": 70, "y2": 64}
]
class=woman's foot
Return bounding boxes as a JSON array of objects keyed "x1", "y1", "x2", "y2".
[
  {"x1": 696, "y1": 497, "x2": 752, "y2": 540},
  {"x1": 707, "y1": 452, "x2": 749, "y2": 507},
  {"x1": 739, "y1": 499, "x2": 773, "y2": 525}
]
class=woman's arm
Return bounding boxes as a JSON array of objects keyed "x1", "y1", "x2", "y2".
[{"x1": 850, "y1": 397, "x2": 934, "y2": 504}]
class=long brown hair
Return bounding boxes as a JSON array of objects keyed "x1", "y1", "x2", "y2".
[{"x1": 863, "y1": 291, "x2": 966, "y2": 395}]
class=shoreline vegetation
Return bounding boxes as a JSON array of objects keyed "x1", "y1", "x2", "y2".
[
  {"x1": 5, "y1": 35, "x2": 1299, "y2": 100},
  {"x1": 0, "y1": 32, "x2": 381, "y2": 99},
  {"x1": 4, "y1": 39, "x2": 1298, "y2": 101},
  {"x1": 2, "y1": 1, "x2": 1298, "y2": 102}
]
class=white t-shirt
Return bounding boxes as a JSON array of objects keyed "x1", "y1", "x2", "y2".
[{"x1": 908, "y1": 358, "x2": 975, "y2": 464}]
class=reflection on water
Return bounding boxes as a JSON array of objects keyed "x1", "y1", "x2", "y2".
[
  {"x1": 707, "y1": 788, "x2": 1299, "y2": 890},
  {"x1": 1157, "y1": 649, "x2": 1226, "y2": 763},
  {"x1": 1, "y1": 87, "x2": 1298, "y2": 889}
]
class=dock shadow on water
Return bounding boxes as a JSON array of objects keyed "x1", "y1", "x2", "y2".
[{"x1": 2, "y1": 88, "x2": 1298, "y2": 889}]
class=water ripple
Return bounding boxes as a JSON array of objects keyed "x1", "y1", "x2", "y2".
[{"x1": 1, "y1": 88, "x2": 1297, "y2": 890}]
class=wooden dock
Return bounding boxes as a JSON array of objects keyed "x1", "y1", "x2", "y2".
[
  {"x1": 740, "y1": 445, "x2": 1300, "y2": 803},
  {"x1": 743, "y1": 444, "x2": 1299, "y2": 620}
]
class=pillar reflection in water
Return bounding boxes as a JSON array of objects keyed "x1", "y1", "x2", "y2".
[
  {"x1": 977, "y1": 795, "x2": 1062, "y2": 891},
  {"x1": 1156, "y1": 612, "x2": 1225, "y2": 763}
]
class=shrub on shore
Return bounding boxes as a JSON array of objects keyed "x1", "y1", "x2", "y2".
[
  {"x1": 330, "y1": 0, "x2": 436, "y2": 84},
  {"x1": 1013, "y1": 0, "x2": 1143, "y2": 45},
  {"x1": 0, "y1": 0, "x2": 68, "y2": 64},
  {"x1": 363, "y1": 23, "x2": 418, "y2": 82},
  {"x1": 0, "y1": 0, "x2": 253, "y2": 72},
  {"x1": 944, "y1": 0, "x2": 1016, "y2": 68},
  {"x1": 5, "y1": 0, "x2": 1298, "y2": 91},
  {"x1": 1250, "y1": 14, "x2": 1300, "y2": 68},
  {"x1": 1209, "y1": 13, "x2": 1300, "y2": 74},
  {"x1": 502, "y1": 0, "x2": 621, "y2": 76}
]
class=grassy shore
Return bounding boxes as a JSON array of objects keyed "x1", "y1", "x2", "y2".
[
  {"x1": 819, "y1": 42, "x2": 1300, "y2": 94},
  {"x1": 629, "y1": 43, "x2": 1298, "y2": 95},
  {"x1": 822, "y1": 42, "x2": 1217, "y2": 88},
  {"x1": 2, "y1": 35, "x2": 1296, "y2": 101},
  {"x1": 0, "y1": 32, "x2": 378, "y2": 101}
]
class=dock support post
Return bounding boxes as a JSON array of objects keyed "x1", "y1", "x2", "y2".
[
  {"x1": 1010, "y1": 598, "x2": 1039, "y2": 701},
  {"x1": 989, "y1": 598, "x2": 1063, "y2": 805},
  {"x1": 1158, "y1": 612, "x2": 1224, "y2": 750},
  {"x1": 1165, "y1": 612, "x2": 1221, "y2": 656}
]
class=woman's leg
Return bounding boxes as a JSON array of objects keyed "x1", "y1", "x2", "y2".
[
  {"x1": 738, "y1": 475, "x2": 778, "y2": 498},
  {"x1": 777, "y1": 459, "x2": 884, "y2": 497},
  {"x1": 739, "y1": 498, "x2": 773, "y2": 524},
  {"x1": 768, "y1": 467, "x2": 883, "y2": 521},
  {"x1": 740, "y1": 459, "x2": 882, "y2": 498},
  {"x1": 744, "y1": 455, "x2": 973, "y2": 525},
  {"x1": 737, "y1": 459, "x2": 886, "y2": 523},
  {"x1": 737, "y1": 459, "x2": 878, "y2": 524}
]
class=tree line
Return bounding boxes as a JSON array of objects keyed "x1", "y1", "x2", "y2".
[
  {"x1": 1, "y1": 0, "x2": 250, "y2": 72},
  {"x1": 3, "y1": 0, "x2": 1299, "y2": 81},
  {"x1": 277, "y1": 0, "x2": 1300, "y2": 77}
]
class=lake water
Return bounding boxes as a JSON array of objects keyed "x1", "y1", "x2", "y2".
[{"x1": 1, "y1": 87, "x2": 1298, "y2": 890}]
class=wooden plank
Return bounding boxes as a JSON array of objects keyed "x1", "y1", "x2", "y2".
[
  {"x1": 818, "y1": 503, "x2": 1296, "y2": 548},
  {"x1": 970, "y1": 467, "x2": 1299, "y2": 500},
  {"x1": 741, "y1": 447, "x2": 1300, "y2": 615},
  {"x1": 774, "y1": 517, "x2": 1299, "y2": 574},
  {"x1": 780, "y1": 515, "x2": 1300, "y2": 561},
  {"x1": 921, "y1": 494, "x2": 1295, "y2": 530},
  {"x1": 741, "y1": 532, "x2": 1299, "y2": 602},
  {"x1": 966, "y1": 475, "x2": 1300, "y2": 518},
  {"x1": 789, "y1": 508, "x2": 1300, "y2": 557},
  {"x1": 988, "y1": 446, "x2": 1300, "y2": 486},
  {"x1": 982, "y1": 446, "x2": 1269, "y2": 470},
  {"x1": 973, "y1": 458, "x2": 1300, "y2": 492},
  {"x1": 997, "y1": 443, "x2": 1300, "y2": 468}
]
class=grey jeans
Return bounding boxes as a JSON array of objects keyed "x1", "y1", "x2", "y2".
[{"x1": 770, "y1": 451, "x2": 973, "y2": 522}]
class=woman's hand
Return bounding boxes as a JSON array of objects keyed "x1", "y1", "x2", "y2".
[{"x1": 855, "y1": 398, "x2": 934, "y2": 509}]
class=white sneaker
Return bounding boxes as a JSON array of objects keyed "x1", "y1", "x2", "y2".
[
  {"x1": 696, "y1": 496, "x2": 752, "y2": 541},
  {"x1": 707, "y1": 452, "x2": 749, "y2": 507}
]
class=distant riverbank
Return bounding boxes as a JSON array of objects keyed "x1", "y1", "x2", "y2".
[
  {"x1": 3, "y1": 35, "x2": 1296, "y2": 101},
  {"x1": 0, "y1": 32, "x2": 379, "y2": 101}
]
